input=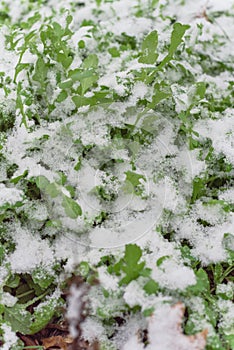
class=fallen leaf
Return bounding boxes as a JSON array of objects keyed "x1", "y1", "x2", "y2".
[
  {"x1": 122, "y1": 302, "x2": 208, "y2": 350},
  {"x1": 42, "y1": 335, "x2": 72, "y2": 349}
]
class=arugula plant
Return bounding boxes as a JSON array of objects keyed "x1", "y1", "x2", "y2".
[{"x1": 0, "y1": 0, "x2": 233, "y2": 349}]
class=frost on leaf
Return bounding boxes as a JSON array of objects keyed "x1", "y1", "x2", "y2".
[{"x1": 122, "y1": 303, "x2": 208, "y2": 350}]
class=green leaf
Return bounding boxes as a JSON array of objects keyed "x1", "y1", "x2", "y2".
[
  {"x1": 36, "y1": 176, "x2": 60, "y2": 198},
  {"x1": 148, "y1": 83, "x2": 171, "y2": 108},
  {"x1": 36, "y1": 176, "x2": 50, "y2": 190},
  {"x1": 119, "y1": 244, "x2": 147, "y2": 285},
  {"x1": 56, "y1": 90, "x2": 68, "y2": 103},
  {"x1": 143, "y1": 307, "x2": 154, "y2": 317},
  {"x1": 124, "y1": 171, "x2": 146, "y2": 196},
  {"x1": 187, "y1": 268, "x2": 210, "y2": 294},
  {"x1": 69, "y1": 69, "x2": 99, "y2": 95},
  {"x1": 58, "y1": 79, "x2": 73, "y2": 89},
  {"x1": 72, "y1": 95, "x2": 96, "y2": 108},
  {"x1": 62, "y1": 195, "x2": 82, "y2": 219},
  {"x1": 52, "y1": 21, "x2": 64, "y2": 37},
  {"x1": 10, "y1": 170, "x2": 28, "y2": 184},
  {"x1": 5, "y1": 274, "x2": 20, "y2": 288},
  {"x1": 4, "y1": 304, "x2": 32, "y2": 334},
  {"x1": 81, "y1": 73, "x2": 99, "y2": 95},
  {"x1": 57, "y1": 53, "x2": 73, "y2": 69},
  {"x1": 82, "y1": 54, "x2": 99, "y2": 69},
  {"x1": 30, "y1": 298, "x2": 60, "y2": 334},
  {"x1": 195, "y1": 82, "x2": 206, "y2": 99},
  {"x1": 225, "y1": 334, "x2": 234, "y2": 349},
  {"x1": 78, "y1": 40, "x2": 85, "y2": 49},
  {"x1": 108, "y1": 47, "x2": 120, "y2": 57},
  {"x1": 169, "y1": 23, "x2": 190, "y2": 56},
  {"x1": 191, "y1": 177, "x2": 206, "y2": 203},
  {"x1": 138, "y1": 30, "x2": 158, "y2": 64},
  {"x1": 157, "y1": 23, "x2": 190, "y2": 70},
  {"x1": 45, "y1": 183, "x2": 60, "y2": 198},
  {"x1": 79, "y1": 262, "x2": 90, "y2": 277},
  {"x1": 66, "y1": 14, "x2": 73, "y2": 26},
  {"x1": 32, "y1": 268, "x2": 55, "y2": 290},
  {"x1": 125, "y1": 170, "x2": 145, "y2": 187},
  {"x1": 14, "y1": 63, "x2": 30, "y2": 83},
  {"x1": 32, "y1": 57, "x2": 48, "y2": 89},
  {"x1": 143, "y1": 279, "x2": 159, "y2": 295},
  {"x1": 156, "y1": 255, "x2": 170, "y2": 267},
  {"x1": 222, "y1": 233, "x2": 234, "y2": 261}
]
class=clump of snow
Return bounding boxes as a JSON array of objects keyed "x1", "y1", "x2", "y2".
[
  {"x1": 151, "y1": 259, "x2": 196, "y2": 290},
  {"x1": 0, "y1": 184, "x2": 23, "y2": 206},
  {"x1": 81, "y1": 318, "x2": 105, "y2": 343},
  {"x1": 97, "y1": 266, "x2": 119, "y2": 292},
  {"x1": 1, "y1": 324, "x2": 18, "y2": 350},
  {"x1": 217, "y1": 299, "x2": 234, "y2": 335},
  {"x1": 7, "y1": 225, "x2": 55, "y2": 273},
  {"x1": 219, "y1": 188, "x2": 234, "y2": 203},
  {"x1": 0, "y1": 293, "x2": 17, "y2": 307},
  {"x1": 194, "y1": 115, "x2": 234, "y2": 165}
]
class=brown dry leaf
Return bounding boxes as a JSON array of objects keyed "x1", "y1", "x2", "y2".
[
  {"x1": 171, "y1": 302, "x2": 208, "y2": 350},
  {"x1": 42, "y1": 335, "x2": 73, "y2": 350},
  {"x1": 123, "y1": 302, "x2": 208, "y2": 350}
]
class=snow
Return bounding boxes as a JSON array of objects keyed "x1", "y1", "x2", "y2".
[
  {"x1": 7, "y1": 225, "x2": 55, "y2": 273},
  {"x1": 219, "y1": 188, "x2": 234, "y2": 203},
  {"x1": 0, "y1": 293, "x2": 17, "y2": 307},
  {"x1": 0, "y1": 0, "x2": 233, "y2": 348},
  {"x1": 1, "y1": 324, "x2": 18, "y2": 350},
  {"x1": 151, "y1": 259, "x2": 196, "y2": 290},
  {"x1": 0, "y1": 184, "x2": 23, "y2": 206},
  {"x1": 97, "y1": 266, "x2": 119, "y2": 291}
]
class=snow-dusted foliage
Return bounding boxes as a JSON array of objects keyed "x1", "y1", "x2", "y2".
[{"x1": 0, "y1": 0, "x2": 233, "y2": 349}]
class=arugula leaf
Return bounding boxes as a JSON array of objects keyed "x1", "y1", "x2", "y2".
[
  {"x1": 4, "y1": 304, "x2": 32, "y2": 334},
  {"x1": 158, "y1": 23, "x2": 190, "y2": 68},
  {"x1": 148, "y1": 83, "x2": 171, "y2": 108},
  {"x1": 62, "y1": 195, "x2": 82, "y2": 219},
  {"x1": 144, "y1": 23, "x2": 190, "y2": 84},
  {"x1": 35, "y1": 176, "x2": 60, "y2": 198},
  {"x1": 138, "y1": 30, "x2": 158, "y2": 64},
  {"x1": 124, "y1": 171, "x2": 146, "y2": 196},
  {"x1": 68, "y1": 68, "x2": 99, "y2": 95},
  {"x1": 30, "y1": 298, "x2": 61, "y2": 334},
  {"x1": 143, "y1": 279, "x2": 159, "y2": 295},
  {"x1": 119, "y1": 244, "x2": 147, "y2": 285},
  {"x1": 169, "y1": 23, "x2": 190, "y2": 56},
  {"x1": 32, "y1": 57, "x2": 48, "y2": 91},
  {"x1": 187, "y1": 268, "x2": 210, "y2": 294},
  {"x1": 191, "y1": 177, "x2": 206, "y2": 203},
  {"x1": 32, "y1": 268, "x2": 55, "y2": 290},
  {"x1": 82, "y1": 54, "x2": 99, "y2": 69}
]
